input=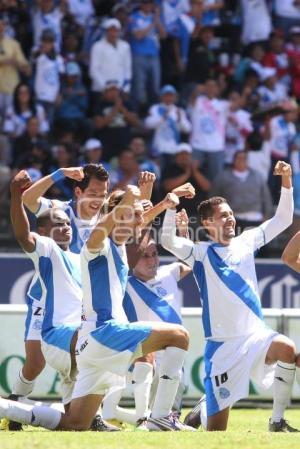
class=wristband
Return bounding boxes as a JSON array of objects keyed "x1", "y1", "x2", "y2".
[{"x1": 50, "y1": 169, "x2": 65, "y2": 183}]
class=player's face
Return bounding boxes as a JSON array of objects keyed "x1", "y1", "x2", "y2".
[
  {"x1": 204, "y1": 203, "x2": 236, "y2": 244},
  {"x1": 41, "y1": 210, "x2": 72, "y2": 247},
  {"x1": 134, "y1": 242, "x2": 159, "y2": 280},
  {"x1": 75, "y1": 178, "x2": 108, "y2": 219}
]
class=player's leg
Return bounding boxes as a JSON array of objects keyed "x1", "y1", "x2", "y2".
[
  {"x1": 207, "y1": 407, "x2": 230, "y2": 431},
  {"x1": 139, "y1": 322, "x2": 192, "y2": 430},
  {"x1": 132, "y1": 353, "x2": 154, "y2": 421},
  {"x1": 265, "y1": 334, "x2": 298, "y2": 432}
]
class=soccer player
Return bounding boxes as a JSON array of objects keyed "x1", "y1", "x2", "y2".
[
  {"x1": 161, "y1": 160, "x2": 299, "y2": 432},
  {"x1": 10, "y1": 170, "x2": 82, "y2": 409},
  {"x1": 0, "y1": 188, "x2": 191, "y2": 431},
  {"x1": 9, "y1": 164, "x2": 108, "y2": 406}
]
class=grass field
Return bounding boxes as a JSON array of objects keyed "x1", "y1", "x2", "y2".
[{"x1": 1, "y1": 409, "x2": 300, "y2": 449}]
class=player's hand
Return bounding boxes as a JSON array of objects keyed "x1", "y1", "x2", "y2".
[
  {"x1": 176, "y1": 209, "x2": 189, "y2": 237},
  {"x1": 138, "y1": 171, "x2": 156, "y2": 187},
  {"x1": 164, "y1": 192, "x2": 180, "y2": 209},
  {"x1": 62, "y1": 167, "x2": 84, "y2": 181},
  {"x1": 123, "y1": 185, "x2": 141, "y2": 204},
  {"x1": 10, "y1": 170, "x2": 33, "y2": 194},
  {"x1": 273, "y1": 161, "x2": 292, "y2": 177},
  {"x1": 172, "y1": 183, "x2": 195, "y2": 199}
]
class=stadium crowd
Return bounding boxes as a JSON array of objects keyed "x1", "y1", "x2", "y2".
[{"x1": 1, "y1": 0, "x2": 300, "y2": 248}]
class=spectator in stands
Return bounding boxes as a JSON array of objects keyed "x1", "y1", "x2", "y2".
[
  {"x1": 89, "y1": 18, "x2": 132, "y2": 98},
  {"x1": 285, "y1": 27, "x2": 300, "y2": 99},
  {"x1": 162, "y1": 142, "x2": 210, "y2": 220},
  {"x1": 80, "y1": 138, "x2": 112, "y2": 172},
  {"x1": 144, "y1": 84, "x2": 191, "y2": 167},
  {"x1": 3, "y1": 82, "x2": 49, "y2": 138},
  {"x1": 189, "y1": 77, "x2": 228, "y2": 180},
  {"x1": 34, "y1": 28, "x2": 65, "y2": 125},
  {"x1": 185, "y1": 26, "x2": 215, "y2": 86},
  {"x1": 240, "y1": 0, "x2": 272, "y2": 46},
  {"x1": 202, "y1": 0, "x2": 224, "y2": 26},
  {"x1": 129, "y1": 0, "x2": 166, "y2": 112},
  {"x1": 32, "y1": 0, "x2": 66, "y2": 51},
  {"x1": 262, "y1": 30, "x2": 290, "y2": 87},
  {"x1": 128, "y1": 135, "x2": 160, "y2": 178},
  {"x1": 246, "y1": 131, "x2": 271, "y2": 183},
  {"x1": 211, "y1": 150, "x2": 273, "y2": 233},
  {"x1": 13, "y1": 115, "x2": 47, "y2": 165},
  {"x1": 274, "y1": 0, "x2": 300, "y2": 39},
  {"x1": 67, "y1": 0, "x2": 95, "y2": 28},
  {"x1": 110, "y1": 148, "x2": 140, "y2": 190},
  {"x1": 258, "y1": 67, "x2": 288, "y2": 107},
  {"x1": 224, "y1": 89, "x2": 253, "y2": 165},
  {"x1": 267, "y1": 102, "x2": 298, "y2": 202},
  {"x1": 55, "y1": 61, "x2": 88, "y2": 142},
  {"x1": 93, "y1": 80, "x2": 139, "y2": 161},
  {"x1": 13, "y1": 140, "x2": 50, "y2": 178},
  {"x1": 0, "y1": 16, "x2": 30, "y2": 120},
  {"x1": 48, "y1": 142, "x2": 77, "y2": 200}
]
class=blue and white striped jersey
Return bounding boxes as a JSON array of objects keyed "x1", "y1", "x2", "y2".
[
  {"x1": 26, "y1": 233, "x2": 82, "y2": 351},
  {"x1": 80, "y1": 237, "x2": 129, "y2": 336},
  {"x1": 123, "y1": 263, "x2": 182, "y2": 325},
  {"x1": 27, "y1": 197, "x2": 99, "y2": 306},
  {"x1": 161, "y1": 187, "x2": 294, "y2": 340}
]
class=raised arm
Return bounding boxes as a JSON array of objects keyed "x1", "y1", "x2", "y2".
[
  {"x1": 260, "y1": 161, "x2": 294, "y2": 244},
  {"x1": 138, "y1": 171, "x2": 156, "y2": 200},
  {"x1": 87, "y1": 185, "x2": 141, "y2": 252},
  {"x1": 282, "y1": 231, "x2": 300, "y2": 273},
  {"x1": 22, "y1": 167, "x2": 84, "y2": 214},
  {"x1": 10, "y1": 171, "x2": 36, "y2": 253}
]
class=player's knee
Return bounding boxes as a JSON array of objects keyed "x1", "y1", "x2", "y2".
[
  {"x1": 172, "y1": 326, "x2": 189, "y2": 350},
  {"x1": 278, "y1": 340, "x2": 297, "y2": 363},
  {"x1": 296, "y1": 353, "x2": 300, "y2": 368}
]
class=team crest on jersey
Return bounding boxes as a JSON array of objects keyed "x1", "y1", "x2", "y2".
[
  {"x1": 33, "y1": 319, "x2": 42, "y2": 330},
  {"x1": 156, "y1": 286, "x2": 167, "y2": 297},
  {"x1": 82, "y1": 229, "x2": 91, "y2": 242},
  {"x1": 219, "y1": 387, "x2": 230, "y2": 399}
]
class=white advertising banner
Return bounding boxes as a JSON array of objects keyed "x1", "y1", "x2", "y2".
[{"x1": 0, "y1": 306, "x2": 300, "y2": 401}]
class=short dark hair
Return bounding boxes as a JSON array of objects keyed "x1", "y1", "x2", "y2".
[
  {"x1": 74, "y1": 164, "x2": 109, "y2": 191},
  {"x1": 36, "y1": 208, "x2": 67, "y2": 228},
  {"x1": 107, "y1": 189, "x2": 125, "y2": 212},
  {"x1": 197, "y1": 197, "x2": 227, "y2": 223}
]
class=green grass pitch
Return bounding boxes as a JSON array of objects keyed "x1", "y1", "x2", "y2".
[{"x1": 1, "y1": 409, "x2": 300, "y2": 449}]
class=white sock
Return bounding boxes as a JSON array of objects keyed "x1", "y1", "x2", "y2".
[
  {"x1": 200, "y1": 397, "x2": 207, "y2": 430},
  {"x1": 0, "y1": 399, "x2": 61, "y2": 430},
  {"x1": 151, "y1": 347, "x2": 186, "y2": 419},
  {"x1": 12, "y1": 370, "x2": 35, "y2": 397},
  {"x1": 115, "y1": 406, "x2": 138, "y2": 425},
  {"x1": 102, "y1": 387, "x2": 123, "y2": 420},
  {"x1": 132, "y1": 362, "x2": 153, "y2": 420},
  {"x1": 271, "y1": 361, "x2": 295, "y2": 423}
]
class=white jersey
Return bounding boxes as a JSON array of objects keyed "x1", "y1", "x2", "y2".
[
  {"x1": 241, "y1": 0, "x2": 272, "y2": 45},
  {"x1": 190, "y1": 96, "x2": 229, "y2": 152},
  {"x1": 161, "y1": 187, "x2": 294, "y2": 340},
  {"x1": 26, "y1": 233, "x2": 82, "y2": 351},
  {"x1": 123, "y1": 263, "x2": 182, "y2": 324},
  {"x1": 34, "y1": 53, "x2": 65, "y2": 103},
  {"x1": 274, "y1": 0, "x2": 300, "y2": 19},
  {"x1": 80, "y1": 237, "x2": 129, "y2": 336},
  {"x1": 225, "y1": 109, "x2": 253, "y2": 163}
]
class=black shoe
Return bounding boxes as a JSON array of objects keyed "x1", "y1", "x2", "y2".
[
  {"x1": 183, "y1": 396, "x2": 206, "y2": 429},
  {"x1": 269, "y1": 418, "x2": 299, "y2": 432},
  {"x1": 90, "y1": 415, "x2": 121, "y2": 432},
  {"x1": 7, "y1": 395, "x2": 23, "y2": 431}
]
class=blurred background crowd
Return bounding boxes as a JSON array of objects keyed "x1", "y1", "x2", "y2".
[{"x1": 1, "y1": 0, "x2": 300, "y2": 253}]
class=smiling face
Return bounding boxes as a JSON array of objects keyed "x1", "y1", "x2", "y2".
[
  {"x1": 38, "y1": 209, "x2": 72, "y2": 249},
  {"x1": 75, "y1": 177, "x2": 108, "y2": 220},
  {"x1": 133, "y1": 241, "x2": 159, "y2": 281},
  {"x1": 202, "y1": 203, "x2": 236, "y2": 244}
]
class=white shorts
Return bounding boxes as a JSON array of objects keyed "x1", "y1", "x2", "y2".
[
  {"x1": 204, "y1": 327, "x2": 278, "y2": 417},
  {"x1": 72, "y1": 320, "x2": 152, "y2": 399},
  {"x1": 24, "y1": 303, "x2": 43, "y2": 341},
  {"x1": 41, "y1": 327, "x2": 78, "y2": 404}
]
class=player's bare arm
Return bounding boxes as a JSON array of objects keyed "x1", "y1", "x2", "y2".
[
  {"x1": 10, "y1": 170, "x2": 36, "y2": 253},
  {"x1": 138, "y1": 171, "x2": 156, "y2": 201},
  {"x1": 22, "y1": 167, "x2": 84, "y2": 213}
]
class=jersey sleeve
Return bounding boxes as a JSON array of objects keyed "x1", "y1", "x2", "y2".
[
  {"x1": 167, "y1": 262, "x2": 181, "y2": 282},
  {"x1": 35, "y1": 197, "x2": 65, "y2": 217},
  {"x1": 25, "y1": 233, "x2": 54, "y2": 263},
  {"x1": 81, "y1": 237, "x2": 110, "y2": 261}
]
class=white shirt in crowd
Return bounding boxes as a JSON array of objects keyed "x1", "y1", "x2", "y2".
[
  {"x1": 274, "y1": 0, "x2": 300, "y2": 19},
  {"x1": 67, "y1": 0, "x2": 95, "y2": 27},
  {"x1": 268, "y1": 115, "x2": 296, "y2": 159},
  {"x1": 89, "y1": 37, "x2": 132, "y2": 93},
  {"x1": 145, "y1": 103, "x2": 191, "y2": 155},
  {"x1": 225, "y1": 109, "x2": 253, "y2": 163},
  {"x1": 34, "y1": 54, "x2": 65, "y2": 103},
  {"x1": 32, "y1": 7, "x2": 63, "y2": 51},
  {"x1": 241, "y1": 0, "x2": 272, "y2": 45},
  {"x1": 258, "y1": 84, "x2": 288, "y2": 108},
  {"x1": 190, "y1": 96, "x2": 229, "y2": 152},
  {"x1": 247, "y1": 141, "x2": 272, "y2": 182},
  {"x1": 3, "y1": 103, "x2": 49, "y2": 136}
]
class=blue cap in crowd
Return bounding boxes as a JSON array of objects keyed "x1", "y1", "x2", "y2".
[{"x1": 160, "y1": 85, "x2": 177, "y2": 96}]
